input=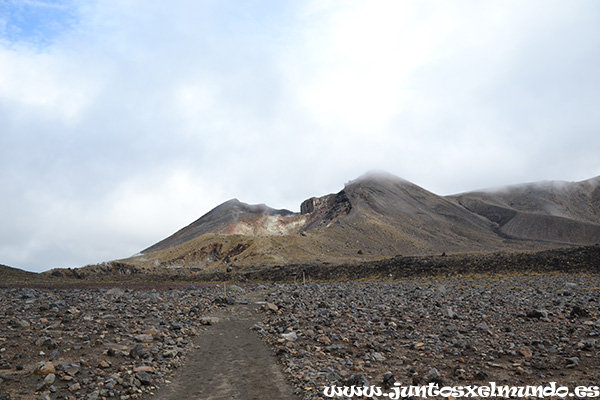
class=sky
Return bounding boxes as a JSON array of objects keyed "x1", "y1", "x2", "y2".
[{"x1": 1, "y1": 0, "x2": 599, "y2": 272}]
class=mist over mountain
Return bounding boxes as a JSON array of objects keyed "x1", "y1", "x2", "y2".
[{"x1": 123, "y1": 172, "x2": 600, "y2": 271}]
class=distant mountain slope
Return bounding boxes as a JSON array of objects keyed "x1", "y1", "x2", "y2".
[
  {"x1": 142, "y1": 199, "x2": 298, "y2": 254},
  {"x1": 128, "y1": 172, "x2": 600, "y2": 271},
  {"x1": 449, "y1": 176, "x2": 600, "y2": 245},
  {"x1": 0, "y1": 264, "x2": 46, "y2": 283}
]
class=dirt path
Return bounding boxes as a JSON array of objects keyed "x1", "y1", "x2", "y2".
[{"x1": 155, "y1": 291, "x2": 300, "y2": 400}]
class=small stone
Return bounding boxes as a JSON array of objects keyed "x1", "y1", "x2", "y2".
[
  {"x1": 476, "y1": 322, "x2": 489, "y2": 330},
  {"x1": 106, "y1": 288, "x2": 125, "y2": 297},
  {"x1": 87, "y1": 391, "x2": 100, "y2": 400},
  {"x1": 570, "y1": 305, "x2": 589, "y2": 318},
  {"x1": 59, "y1": 362, "x2": 81, "y2": 376},
  {"x1": 130, "y1": 344, "x2": 150, "y2": 359},
  {"x1": 68, "y1": 382, "x2": 81, "y2": 392},
  {"x1": 281, "y1": 332, "x2": 298, "y2": 341},
  {"x1": 134, "y1": 334, "x2": 153, "y2": 343},
  {"x1": 520, "y1": 347, "x2": 532, "y2": 358},
  {"x1": 382, "y1": 372, "x2": 396, "y2": 389},
  {"x1": 565, "y1": 357, "x2": 580, "y2": 368},
  {"x1": 141, "y1": 326, "x2": 159, "y2": 336},
  {"x1": 44, "y1": 373, "x2": 56, "y2": 385},
  {"x1": 135, "y1": 371, "x2": 152, "y2": 385},
  {"x1": 424, "y1": 368, "x2": 443, "y2": 385},
  {"x1": 526, "y1": 309, "x2": 548, "y2": 319},
  {"x1": 133, "y1": 366, "x2": 153, "y2": 372},
  {"x1": 34, "y1": 362, "x2": 55, "y2": 375},
  {"x1": 317, "y1": 336, "x2": 331, "y2": 345},
  {"x1": 199, "y1": 317, "x2": 220, "y2": 326},
  {"x1": 444, "y1": 308, "x2": 456, "y2": 319},
  {"x1": 265, "y1": 303, "x2": 278, "y2": 312}
]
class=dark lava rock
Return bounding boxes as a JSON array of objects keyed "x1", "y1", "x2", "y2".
[{"x1": 135, "y1": 371, "x2": 153, "y2": 385}]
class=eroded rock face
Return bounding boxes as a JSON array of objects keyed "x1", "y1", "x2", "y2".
[
  {"x1": 301, "y1": 197, "x2": 326, "y2": 215},
  {"x1": 300, "y1": 191, "x2": 352, "y2": 231},
  {"x1": 224, "y1": 214, "x2": 307, "y2": 236}
]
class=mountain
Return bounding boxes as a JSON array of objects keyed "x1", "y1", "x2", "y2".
[
  {"x1": 121, "y1": 172, "x2": 600, "y2": 272},
  {"x1": 142, "y1": 199, "x2": 297, "y2": 254},
  {"x1": 449, "y1": 176, "x2": 600, "y2": 245},
  {"x1": 0, "y1": 264, "x2": 50, "y2": 283}
]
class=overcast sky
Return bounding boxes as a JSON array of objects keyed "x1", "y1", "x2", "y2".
[{"x1": 1, "y1": 0, "x2": 599, "y2": 272}]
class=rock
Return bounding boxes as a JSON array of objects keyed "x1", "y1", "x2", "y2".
[
  {"x1": 170, "y1": 323, "x2": 183, "y2": 330},
  {"x1": 520, "y1": 346, "x2": 532, "y2": 358},
  {"x1": 36, "y1": 373, "x2": 56, "y2": 391},
  {"x1": 229, "y1": 285, "x2": 245, "y2": 293},
  {"x1": 87, "y1": 391, "x2": 100, "y2": 400},
  {"x1": 133, "y1": 366, "x2": 153, "y2": 372},
  {"x1": 199, "y1": 317, "x2": 220, "y2": 326},
  {"x1": 476, "y1": 322, "x2": 489, "y2": 330},
  {"x1": 566, "y1": 357, "x2": 580, "y2": 368},
  {"x1": 34, "y1": 362, "x2": 55, "y2": 375},
  {"x1": 317, "y1": 336, "x2": 331, "y2": 345},
  {"x1": 382, "y1": 372, "x2": 396, "y2": 389},
  {"x1": 58, "y1": 362, "x2": 81, "y2": 376},
  {"x1": 526, "y1": 309, "x2": 549, "y2": 319},
  {"x1": 43, "y1": 373, "x2": 55, "y2": 385},
  {"x1": 142, "y1": 326, "x2": 159, "y2": 336},
  {"x1": 162, "y1": 348, "x2": 181, "y2": 358},
  {"x1": 576, "y1": 339, "x2": 596, "y2": 350},
  {"x1": 424, "y1": 368, "x2": 443, "y2": 385},
  {"x1": 570, "y1": 305, "x2": 589, "y2": 318},
  {"x1": 68, "y1": 382, "x2": 81, "y2": 392},
  {"x1": 134, "y1": 334, "x2": 153, "y2": 342},
  {"x1": 130, "y1": 344, "x2": 150, "y2": 359},
  {"x1": 36, "y1": 337, "x2": 57, "y2": 349},
  {"x1": 265, "y1": 303, "x2": 278, "y2": 312},
  {"x1": 443, "y1": 308, "x2": 456, "y2": 319},
  {"x1": 135, "y1": 371, "x2": 152, "y2": 385},
  {"x1": 106, "y1": 288, "x2": 125, "y2": 297},
  {"x1": 281, "y1": 332, "x2": 298, "y2": 341}
]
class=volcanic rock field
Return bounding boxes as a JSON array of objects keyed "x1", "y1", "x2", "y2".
[{"x1": 2, "y1": 271, "x2": 600, "y2": 399}]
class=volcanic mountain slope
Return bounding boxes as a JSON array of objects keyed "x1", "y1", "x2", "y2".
[
  {"x1": 121, "y1": 172, "x2": 600, "y2": 272},
  {"x1": 141, "y1": 199, "x2": 299, "y2": 254},
  {"x1": 448, "y1": 176, "x2": 600, "y2": 245}
]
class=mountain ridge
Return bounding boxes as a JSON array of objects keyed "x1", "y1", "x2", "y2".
[{"x1": 125, "y1": 172, "x2": 600, "y2": 272}]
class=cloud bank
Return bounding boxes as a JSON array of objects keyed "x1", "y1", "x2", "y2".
[{"x1": 1, "y1": 0, "x2": 600, "y2": 271}]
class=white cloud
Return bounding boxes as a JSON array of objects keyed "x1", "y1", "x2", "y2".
[{"x1": 1, "y1": 0, "x2": 600, "y2": 271}]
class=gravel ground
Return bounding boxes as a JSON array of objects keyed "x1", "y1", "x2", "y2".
[
  {"x1": 257, "y1": 273, "x2": 600, "y2": 399},
  {"x1": 1, "y1": 273, "x2": 600, "y2": 399},
  {"x1": 0, "y1": 285, "x2": 233, "y2": 400}
]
